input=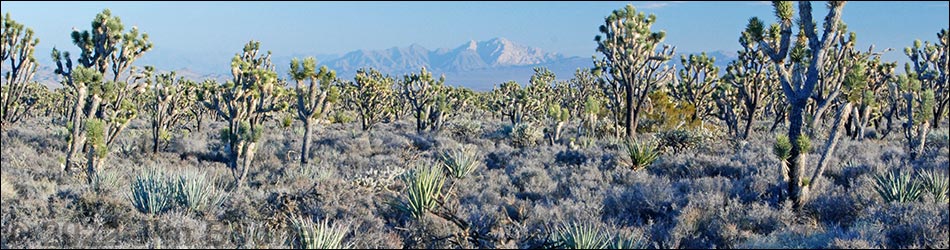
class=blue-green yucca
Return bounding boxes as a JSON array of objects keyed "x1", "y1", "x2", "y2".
[
  {"x1": 288, "y1": 215, "x2": 349, "y2": 249},
  {"x1": 175, "y1": 170, "x2": 226, "y2": 213},
  {"x1": 873, "y1": 170, "x2": 923, "y2": 203},
  {"x1": 129, "y1": 168, "x2": 174, "y2": 214},
  {"x1": 400, "y1": 164, "x2": 446, "y2": 219},
  {"x1": 440, "y1": 145, "x2": 481, "y2": 179}
]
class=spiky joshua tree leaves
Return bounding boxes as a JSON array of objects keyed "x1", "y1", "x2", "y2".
[
  {"x1": 290, "y1": 57, "x2": 339, "y2": 164},
  {"x1": 51, "y1": 9, "x2": 153, "y2": 183},
  {"x1": 594, "y1": 4, "x2": 676, "y2": 139},
  {"x1": 201, "y1": 40, "x2": 286, "y2": 189}
]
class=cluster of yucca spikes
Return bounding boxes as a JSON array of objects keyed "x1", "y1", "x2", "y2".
[
  {"x1": 129, "y1": 167, "x2": 225, "y2": 215},
  {"x1": 874, "y1": 169, "x2": 949, "y2": 204},
  {"x1": 439, "y1": 145, "x2": 481, "y2": 179},
  {"x1": 287, "y1": 215, "x2": 350, "y2": 249},
  {"x1": 624, "y1": 139, "x2": 660, "y2": 171},
  {"x1": 550, "y1": 222, "x2": 648, "y2": 249},
  {"x1": 399, "y1": 163, "x2": 446, "y2": 219}
]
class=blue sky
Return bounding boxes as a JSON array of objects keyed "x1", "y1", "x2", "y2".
[{"x1": 2, "y1": 1, "x2": 948, "y2": 69}]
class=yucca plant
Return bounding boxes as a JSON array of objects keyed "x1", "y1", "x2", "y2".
[
  {"x1": 918, "y1": 169, "x2": 949, "y2": 203},
  {"x1": 400, "y1": 164, "x2": 446, "y2": 219},
  {"x1": 624, "y1": 139, "x2": 659, "y2": 171},
  {"x1": 440, "y1": 145, "x2": 481, "y2": 179},
  {"x1": 288, "y1": 215, "x2": 349, "y2": 249},
  {"x1": 129, "y1": 167, "x2": 175, "y2": 215},
  {"x1": 175, "y1": 170, "x2": 226, "y2": 213},
  {"x1": 91, "y1": 170, "x2": 120, "y2": 193},
  {"x1": 610, "y1": 232, "x2": 649, "y2": 249},
  {"x1": 873, "y1": 170, "x2": 923, "y2": 203},
  {"x1": 553, "y1": 222, "x2": 612, "y2": 249}
]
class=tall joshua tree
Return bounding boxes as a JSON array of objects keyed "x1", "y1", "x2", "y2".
[
  {"x1": 594, "y1": 4, "x2": 676, "y2": 139},
  {"x1": 289, "y1": 57, "x2": 337, "y2": 164},
  {"x1": 905, "y1": 29, "x2": 949, "y2": 128},
  {"x1": 752, "y1": 1, "x2": 856, "y2": 210},
  {"x1": 147, "y1": 70, "x2": 193, "y2": 153},
  {"x1": 722, "y1": 18, "x2": 778, "y2": 139},
  {"x1": 347, "y1": 68, "x2": 393, "y2": 131},
  {"x1": 201, "y1": 41, "x2": 285, "y2": 188},
  {"x1": 669, "y1": 52, "x2": 719, "y2": 126},
  {"x1": 400, "y1": 67, "x2": 444, "y2": 133},
  {"x1": 51, "y1": 9, "x2": 152, "y2": 181},
  {"x1": 1, "y1": 13, "x2": 41, "y2": 133}
]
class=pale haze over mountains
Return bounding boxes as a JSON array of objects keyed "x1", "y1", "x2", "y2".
[{"x1": 31, "y1": 37, "x2": 735, "y2": 91}]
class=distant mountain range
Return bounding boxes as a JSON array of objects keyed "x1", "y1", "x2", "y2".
[{"x1": 17, "y1": 37, "x2": 738, "y2": 91}]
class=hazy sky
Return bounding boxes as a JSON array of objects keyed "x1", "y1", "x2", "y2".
[{"x1": 2, "y1": 1, "x2": 949, "y2": 67}]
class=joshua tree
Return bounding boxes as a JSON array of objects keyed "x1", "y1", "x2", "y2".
[
  {"x1": 289, "y1": 57, "x2": 337, "y2": 164},
  {"x1": 491, "y1": 80, "x2": 528, "y2": 126},
  {"x1": 347, "y1": 68, "x2": 393, "y2": 131},
  {"x1": 200, "y1": 40, "x2": 285, "y2": 188},
  {"x1": 905, "y1": 29, "x2": 949, "y2": 128},
  {"x1": 147, "y1": 71, "x2": 192, "y2": 153},
  {"x1": 1, "y1": 13, "x2": 41, "y2": 133},
  {"x1": 722, "y1": 18, "x2": 778, "y2": 139},
  {"x1": 594, "y1": 4, "x2": 676, "y2": 139},
  {"x1": 400, "y1": 67, "x2": 444, "y2": 133},
  {"x1": 669, "y1": 52, "x2": 719, "y2": 126},
  {"x1": 186, "y1": 79, "x2": 214, "y2": 132},
  {"x1": 51, "y1": 9, "x2": 152, "y2": 181},
  {"x1": 847, "y1": 51, "x2": 895, "y2": 140},
  {"x1": 896, "y1": 71, "x2": 935, "y2": 160},
  {"x1": 752, "y1": 1, "x2": 860, "y2": 210}
]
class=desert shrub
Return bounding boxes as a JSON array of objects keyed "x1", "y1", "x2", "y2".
[
  {"x1": 624, "y1": 139, "x2": 660, "y2": 171},
  {"x1": 509, "y1": 123, "x2": 543, "y2": 148},
  {"x1": 129, "y1": 167, "x2": 176, "y2": 215},
  {"x1": 655, "y1": 128, "x2": 704, "y2": 152},
  {"x1": 555, "y1": 149, "x2": 589, "y2": 166},
  {"x1": 288, "y1": 215, "x2": 350, "y2": 249}
]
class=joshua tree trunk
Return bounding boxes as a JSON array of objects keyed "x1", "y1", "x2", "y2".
[
  {"x1": 625, "y1": 85, "x2": 635, "y2": 139},
  {"x1": 785, "y1": 99, "x2": 808, "y2": 210},
  {"x1": 809, "y1": 102, "x2": 853, "y2": 199},
  {"x1": 301, "y1": 119, "x2": 313, "y2": 164},
  {"x1": 742, "y1": 113, "x2": 755, "y2": 139},
  {"x1": 65, "y1": 88, "x2": 91, "y2": 172},
  {"x1": 235, "y1": 142, "x2": 256, "y2": 188}
]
